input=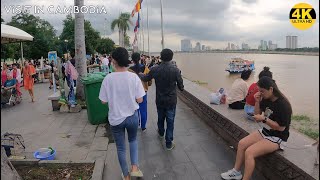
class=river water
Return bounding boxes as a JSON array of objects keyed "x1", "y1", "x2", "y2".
[{"x1": 174, "y1": 53, "x2": 319, "y2": 120}]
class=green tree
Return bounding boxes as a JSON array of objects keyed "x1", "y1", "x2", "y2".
[
  {"x1": 60, "y1": 14, "x2": 100, "y2": 55},
  {"x1": 1, "y1": 17, "x2": 4, "y2": 23},
  {"x1": 124, "y1": 33, "x2": 130, "y2": 48},
  {"x1": 111, "y1": 13, "x2": 131, "y2": 47},
  {"x1": 6, "y1": 12, "x2": 57, "y2": 59},
  {"x1": 96, "y1": 38, "x2": 115, "y2": 55}
]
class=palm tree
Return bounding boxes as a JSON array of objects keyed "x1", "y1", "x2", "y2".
[
  {"x1": 111, "y1": 13, "x2": 131, "y2": 47},
  {"x1": 74, "y1": 0, "x2": 87, "y2": 100}
]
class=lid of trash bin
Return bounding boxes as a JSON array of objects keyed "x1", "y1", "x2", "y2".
[{"x1": 80, "y1": 73, "x2": 106, "y2": 85}]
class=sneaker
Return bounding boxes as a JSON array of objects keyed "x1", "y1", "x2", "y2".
[
  {"x1": 158, "y1": 130, "x2": 164, "y2": 139},
  {"x1": 130, "y1": 169, "x2": 143, "y2": 177},
  {"x1": 221, "y1": 169, "x2": 243, "y2": 180},
  {"x1": 142, "y1": 128, "x2": 147, "y2": 132},
  {"x1": 166, "y1": 142, "x2": 175, "y2": 150}
]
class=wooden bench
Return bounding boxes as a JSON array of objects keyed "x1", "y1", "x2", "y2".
[{"x1": 48, "y1": 91, "x2": 61, "y2": 111}]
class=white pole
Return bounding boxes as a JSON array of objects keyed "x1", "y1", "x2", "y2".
[
  {"x1": 160, "y1": 0, "x2": 164, "y2": 50},
  {"x1": 20, "y1": 42, "x2": 24, "y2": 67},
  {"x1": 147, "y1": 0, "x2": 150, "y2": 56},
  {"x1": 141, "y1": 8, "x2": 145, "y2": 54}
]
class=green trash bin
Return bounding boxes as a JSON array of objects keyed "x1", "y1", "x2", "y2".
[{"x1": 81, "y1": 73, "x2": 108, "y2": 125}]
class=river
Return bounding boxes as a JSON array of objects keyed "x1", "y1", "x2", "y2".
[{"x1": 174, "y1": 53, "x2": 319, "y2": 120}]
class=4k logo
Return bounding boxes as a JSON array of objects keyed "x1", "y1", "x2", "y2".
[{"x1": 290, "y1": 3, "x2": 316, "y2": 30}]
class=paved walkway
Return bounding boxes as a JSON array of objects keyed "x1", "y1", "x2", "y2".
[
  {"x1": 1, "y1": 82, "x2": 265, "y2": 180},
  {"x1": 103, "y1": 84, "x2": 265, "y2": 180},
  {"x1": 1, "y1": 82, "x2": 109, "y2": 162}
]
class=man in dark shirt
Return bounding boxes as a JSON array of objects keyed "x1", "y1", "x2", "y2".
[{"x1": 140, "y1": 48, "x2": 184, "y2": 150}]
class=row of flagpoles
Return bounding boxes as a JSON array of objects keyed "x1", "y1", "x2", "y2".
[
  {"x1": 131, "y1": 0, "x2": 164, "y2": 54},
  {"x1": 131, "y1": 0, "x2": 143, "y2": 52}
]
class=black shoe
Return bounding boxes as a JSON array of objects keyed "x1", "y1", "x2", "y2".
[
  {"x1": 166, "y1": 142, "x2": 175, "y2": 150},
  {"x1": 142, "y1": 128, "x2": 147, "y2": 132}
]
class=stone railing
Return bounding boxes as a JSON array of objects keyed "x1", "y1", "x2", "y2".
[{"x1": 177, "y1": 78, "x2": 318, "y2": 180}]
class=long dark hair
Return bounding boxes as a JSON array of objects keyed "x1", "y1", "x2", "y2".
[{"x1": 257, "y1": 76, "x2": 292, "y2": 114}]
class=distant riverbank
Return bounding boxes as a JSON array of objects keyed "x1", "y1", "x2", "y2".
[{"x1": 175, "y1": 50, "x2": 319, "y2": 56}]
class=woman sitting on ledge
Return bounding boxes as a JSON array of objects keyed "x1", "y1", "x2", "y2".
[
  {"x1": 227, "y1": 70, "x2": 252, "y2": 109},
  {"x1": 221, "y1": 76, "x2": 292, "y2": 180}
]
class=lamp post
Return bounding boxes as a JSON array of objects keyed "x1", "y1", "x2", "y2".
[{"x1": 64, "y1": 39, "x2": 69, "y2": 54}]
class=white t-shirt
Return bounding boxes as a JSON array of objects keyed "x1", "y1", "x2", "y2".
[
  {"x1": 102, "y1": 57, "x2": 109, "y2": 66},
  {"x1": 227, "y1": 78, "x2": 248, "y2": 104},
  {"x1": 99, "y1": 71, "x2": 145, "y2": 126}
]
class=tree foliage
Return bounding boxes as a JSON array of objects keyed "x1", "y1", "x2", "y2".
[
  {"x1": 4, "y1": 12, "x2": 58, "y2": 60},
  {"x1": 96, "y1": 38, "x2": 115, "y2": 55},
  {"x1": 60, "y1": 14, "x2": 100, "y2": 55}
]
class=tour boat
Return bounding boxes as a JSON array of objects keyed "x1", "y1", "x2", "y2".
[{"x1": 225, "y1": 58, "x2": 255, "y2": 73}]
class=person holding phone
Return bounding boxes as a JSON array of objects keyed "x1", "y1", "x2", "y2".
[{"x1": 221, "y1": 76, "x2": 292, "y2": 180}]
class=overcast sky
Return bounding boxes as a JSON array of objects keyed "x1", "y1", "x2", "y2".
[{"x1": 1, "y1": 0, "x2": 319, "y2": 52}]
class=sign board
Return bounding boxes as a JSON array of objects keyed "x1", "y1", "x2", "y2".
[{"x1": 48, "y1": 51, "x2": 57, "y2": 65}]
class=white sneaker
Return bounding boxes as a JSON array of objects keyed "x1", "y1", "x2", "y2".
[{"x1": 221, "y1": 169, "x2": 243, "y2": 180}]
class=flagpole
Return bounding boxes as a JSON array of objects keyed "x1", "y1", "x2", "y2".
[
  {"x1": 160, "y1": 0, "x2": 164, "y2": 50},
  {"x1": 141, "y1": 9, "x2": 145, "y2": 54},
  {"x1": 147, "y1": 0, "x2": 150, "y2": 56}
]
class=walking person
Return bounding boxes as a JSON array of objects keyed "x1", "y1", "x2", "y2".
[
  {"x1": 99, "y1": 47, "x2": 144, "y2": 180},
  {"x1": 101, "y1": 54, "x2": 109, "y2": 74},
  {"x1": 23, "y1": 61, "x2": 36, "y2": 102},
  {"x1": 129, "y1": 52, "x2": 152, "y2": 132},
  {"x1": 140, "y1": 48, "x2": 184, "y2": 150},
  {"x1": 221, "y1": 76, "x2": 292, "y2": 180}
]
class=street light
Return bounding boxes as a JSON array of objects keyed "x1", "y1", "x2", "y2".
[{"x1": 64, "y1": 39, "x2": 69, "y2": 53}]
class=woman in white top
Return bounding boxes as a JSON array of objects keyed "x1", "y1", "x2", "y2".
[
  {"x1": 99, "y1": 47, "x2": 145, "y2": 180},
  {"x1": 227, "y1": 70, "x2": 252, "y2": 109}
]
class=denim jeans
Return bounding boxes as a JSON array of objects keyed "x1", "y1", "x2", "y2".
[
  {"x1": 138, "y1": 94, "x2": 148, "y2": 129},
  {"x1": 157, "y1": 106, "x2": 176, "y2": 148},
  {"x1": 110, "y1": 111, "x2": 139, "y2": 176},
  {"x1": 102, "y1": 65, "x2": 109, "y2": 74}
]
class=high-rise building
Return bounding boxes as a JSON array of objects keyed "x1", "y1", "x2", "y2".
[
  {"x1": 181, "y1": 39, "x2": 192, "y2": 52},
  {"x1": 231, "y1": 43, "x2": 235, "y2": 50},
  {"x1": 202, "y1": 45, "x2": 205, "y2": 51},
  {"x1": 286, "y1": 35, "x2": 298, "y2": 49},
  {"x1": 195, "y1": 42, "x2": 201, "y2": 51},
  {"x1": 228, "y1": 43, "x2": 231, "y2": 50},
  {"x1": 268, "y1": 40, "x2": 272, "y2": 49},
  {"x1": 242, "y1": 43, "x2": 250, "y2": 50}
]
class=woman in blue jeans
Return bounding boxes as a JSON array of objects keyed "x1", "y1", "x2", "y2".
[{"x1": 99, "y1": 47, "x2": 145, "y2": 180}]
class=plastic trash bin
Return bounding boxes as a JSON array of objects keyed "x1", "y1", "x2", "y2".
[{"x1": 81, "y1": 73, "x2": 108, "y2": 125}]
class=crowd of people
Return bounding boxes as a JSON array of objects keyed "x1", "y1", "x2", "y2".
[
  {"x1": 97, "y1": 48, "x2": 292, "y2": 180},
  {"x1": 1, "y1": 47, "x2": 293, "y2": 180}
]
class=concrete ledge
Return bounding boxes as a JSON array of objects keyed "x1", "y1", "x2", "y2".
[
  {"x1": 10, "y1": 159, "x2": 40, "y2": 166},
  {"x1": 91, "y1": 159, "x2": 105, "y2": 180},
  {"x1": 48, "y1": 91, "x2": 61, "y2": 111},
  {"x1": 178, "y1": 78, "x2": 318, "y2": 180}
]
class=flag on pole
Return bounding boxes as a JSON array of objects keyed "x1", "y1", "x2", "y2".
[
  {"x1": 134, "y1": 12, "x2": 140, "y2": 33},
  {"x1": 131, "y1": 0, "x2": 143, "y2": 17}
]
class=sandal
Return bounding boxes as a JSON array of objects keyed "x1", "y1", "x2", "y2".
[{"x1": 130, "y1": 169, "x2": 143, "y2": 177}]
